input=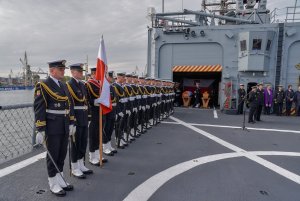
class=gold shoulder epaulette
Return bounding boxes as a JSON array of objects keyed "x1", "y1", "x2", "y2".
[
  {"x1": 86, "y1": 82, "x2": 99, "y2": 98},
  {"x1": 67, "y1": 83, "x2": 85, "y2": 102},
  {"x1": 40, "y1": 82, "x2": 68, "y2": 101},
  {"x1": 113, "y1": 85, "x2": 125, "y2": 97}
]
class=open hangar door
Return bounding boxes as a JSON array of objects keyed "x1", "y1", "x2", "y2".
[{"x1": 173, "y1": 65, "x2": 222, "y2": 108}]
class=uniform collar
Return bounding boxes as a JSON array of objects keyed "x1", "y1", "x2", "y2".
[{"x1": 50, "y1": 75, "x2": 60, "y2": 87}]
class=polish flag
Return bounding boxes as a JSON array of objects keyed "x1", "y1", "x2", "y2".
[{"x1": 95, "y1": 36, "x2": 112, "y2": 114}]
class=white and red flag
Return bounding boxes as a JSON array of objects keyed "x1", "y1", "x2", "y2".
[{"x1": 95, "y1": 36, "x2": 112, "y2": 114}]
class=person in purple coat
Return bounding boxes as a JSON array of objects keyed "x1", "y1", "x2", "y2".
[{"x1": 264, "y1": 84, "x2": 273, "y2": 115}]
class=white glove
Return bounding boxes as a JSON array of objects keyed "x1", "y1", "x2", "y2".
[
  {"x1": 142, "y1": 106, "x2": 146, "y2": 111},
  {"x1": 69, "y1": 125, "x2": 76, "y2": 136},
  {"x1": 118, "y1": 112, "x2": 124, "y2": 117},
  {"x1": 139, "y1": 106, "x2": 142, "y2": 110},
  {"x1": 146, "y1": 105, "x2": 150, "y2": 109},
  {"x1": 94, "y1": 102, "x2": 100, "y2": 106},
  {"x1": 35, "y1": 131, "x2": 45, "y2": 145},
  {"x1": 88, "y1": 121, "x2": 91, "y2": 127},
  {"x1": 94, "y1": 98, "x2": 101, "y2": 104},
  {"x1": 133, "y1": 108, "x2": 137, "y2": 113},
  {"x1": 153, "y1": 103, "x2": 157, "y2": 107},
  {"x1": 126, "y1": 110, "x2": 131, "y2": 116}
]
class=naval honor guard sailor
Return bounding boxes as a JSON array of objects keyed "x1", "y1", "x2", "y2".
[
  {"x1": 67, "y1": 63, "x2": 93, "y2": 178},
  {"x1": 34, "y1": 60, "x2": 75, "y2": 196},
  {"x1": 85, "y1": 67, "x2": 108, "y2": 165}
]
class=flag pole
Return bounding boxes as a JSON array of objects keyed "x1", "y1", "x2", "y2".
[{"x1": 99, "y1": 92, "x2": 103, "y2": 167}]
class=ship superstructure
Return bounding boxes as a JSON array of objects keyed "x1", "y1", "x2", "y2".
[{"x1": 147, "y1": 0, "x2": 300, "y2": 110}]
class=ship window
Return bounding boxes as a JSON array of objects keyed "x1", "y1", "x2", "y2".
[
  {"x1": 252, "y1": 39, "x2": 262, "y2": 50},
  {"x1": 240, "y1": 40, "x2": 247, "y2": 51},
  {"x1": 266, "y1": 40, "x2": 272, "y2": 51}
]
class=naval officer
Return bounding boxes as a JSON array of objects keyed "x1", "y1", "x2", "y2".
[
  {"x1": 248, "y1": 86, "x2": 258, "y2": 124},
  {"x1": 34, "y1": 60, "x2": 75, "y2": 196},
  {"x1": 237, "y1": 84, "x2": 246, "y2": 114},
  {"x1": 67, "y1": 63, "x2": 93, "y2": 178}
]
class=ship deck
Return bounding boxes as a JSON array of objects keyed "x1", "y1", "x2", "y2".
[{"x1": 0, "y1": 107, "x2": 300, "y2": 201}]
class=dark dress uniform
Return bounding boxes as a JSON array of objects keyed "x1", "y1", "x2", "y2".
[
  {"x1": 255, "y1": 87, "x2": 264, "y2": 121},
  {"x1": 113, "y1": 81, "x2": 127, "y2": 147},
  {"x1": 85, "y1": 78, "x2": 107, "y2": 164},
  {"x1": 67, "y1": 75, "x2": 92, "y2": 176},
  {"x1": 248, "y1": 89, "x2": 258, "y2": 123},
  {"x1": 285, "y1": 89, "x2": 294, "y2": 116},
  {"x1": 34, "y1": 73, "x2": 75, "y2": 195},
  {"x1": 103, "y1": 84, "x2": 118, "y2": 154},
  {"x1": 274, "y1": 89, "x2": 284, "y2": 116},
  {"x1": 237, "y1": 87, "x2": 246, "y2": 114},
  {"x1": 193, "y1": 87, "x2": 201, "y2": 107},
  {"x1": 123, "y1": 83, "x2": 135, "y2": 141},
  {"x1": 34, "y1": 76, "x2": 75, "y2": 176}
]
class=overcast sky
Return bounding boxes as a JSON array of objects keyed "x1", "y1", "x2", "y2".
[{"x1": 0, "y1": 0, "x2": 291, "y2": 77}]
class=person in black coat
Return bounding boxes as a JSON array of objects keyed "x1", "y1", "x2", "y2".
[
  {"x1": 255, "y1": 83, "x2": 264, "y2": 121},
  {"x1": 274, "y1": 85, "x2": 285, "y2": 116},
  {"x1": 34, "y1": 60, "x2": 75, "y2": 196},
  {"x1": 248, "y1": 86, "x2": 258, "y2": 124},
  {"x1": 67, "y1": 63, "x2": 93, "y2": 178},
  {"x1": 193, "y1": 82, "x2": 201, "y2": 108},
  {"x1": 285, "y1": 85, "x2": 294, "y2": 116},
  {"x1": 294, "y1": 86, "x2": 300, "y2": 116},
  {"x1": 237, "y1": 84, "x2": 246, "y2": 114}
]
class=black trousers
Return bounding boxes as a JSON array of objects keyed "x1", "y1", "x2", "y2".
[
  {"x1": 46, "y1": 134, "x2": 69, "y2": 177},
  {"x1": 277, "y1": 103, "x2": 283, "y2": 116},
  {"x1": 104, "y1": 117, "x2": 115, "y2": 143},
  {"x1": 248, "y1": 106, "x2": 257, "y2": 122},
  {"x1": 286, "y1": 101, "x2": 293, "y2": 116},
  {"x1": 255, "y1": 105, "x2": 263, "y2": 121},
  {"x1": 71, "y1": 126, "x2": 88, "y2": 162},
  {"x1": 89, "y1": 118, "x2": 100, "y2": 153},
  {"x1": 237, "y1": 100, "x2": 244, "y2": 114},
  {"x1": 297, "y1": 105, "x2": 300, "y2": 116}
]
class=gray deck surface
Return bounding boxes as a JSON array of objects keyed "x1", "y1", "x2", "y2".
[{"x1": 0, "y1": 107, "x2": 299, "y2": 201}]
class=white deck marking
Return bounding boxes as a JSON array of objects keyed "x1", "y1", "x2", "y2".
[
  {"x1": 161, "y1": 121, "x2": 300, "y2": 134},
  {"x1": 213, "y1": 107, "x2": 218, "y2": 119},
  {"x1": 125, "y1": 117, "x2": 300, "y2": 200},
  {"x1": 0, "y1": 152, "x2": 46, "y2": 178},
  {"x1": 169, "y1": 116, "x2": 300, "y2": 183},
  {"x1": 124, "y1": 151, "x2": 300, "y2": 201}
]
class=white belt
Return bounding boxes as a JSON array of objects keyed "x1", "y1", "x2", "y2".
[
  {"x1": 46, "y1": 109, "x2": 69, "y2": 115},
  {"x1": 74, "y1": 106, "x2": 88, "y2": 110},
  {"x1": 129, "y1": 97, "x2": 135, "y2": 101},
  {"x1": 120, "y1": 98, "x2": 128, "y2": 103},
  {"x1": 112, "y1": 103, "x2": 117, "y2": 106},
  {"x1": 136, "y1": 95, "x2": 141, "y2": 99},
  {"x1": 142, "y1": 95, "x2": 148, "y2": 98}
]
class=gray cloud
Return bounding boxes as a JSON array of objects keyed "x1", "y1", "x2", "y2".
[{"x1": 0, "y1": 0, "x2": 289, "y2": 77}]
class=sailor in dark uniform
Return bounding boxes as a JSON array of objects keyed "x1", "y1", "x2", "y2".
[
  {"x1": 285, "y1": 85, "x2": 294, "y2": 116},
  {"x1": 237, "y1": 84, "x2": 246, "y2": 114},
  {"x1": 34, "y1": 60, "x2": 74, "y2": 196},
  {"x1": 274, "y1": 85, "x2": 285, "y2": 116},
  {"x1": 137, "y1": 76, "x2": 147, "y2": 133},
  {"x1": 103, "y1": 71, "x2": 118, "y2": 156},
  {"x1": 114, "y1": 72, "x2": 127, "y2": 147},
  {"x1": 123, "y1": 73, "x2": 135, "y2": 142},
  {"x1": 85, "y1": 67, "x2": 107, "y2": 165},
  {"x1": 67, "y1": 63, "x2": 93, "y2": 178},
  {"x1": 247, "y1": 86, "x2": 258, "y2": 124},
  {"x1": 255, "y1": 83, "x2": 264, "y2": 121}
]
